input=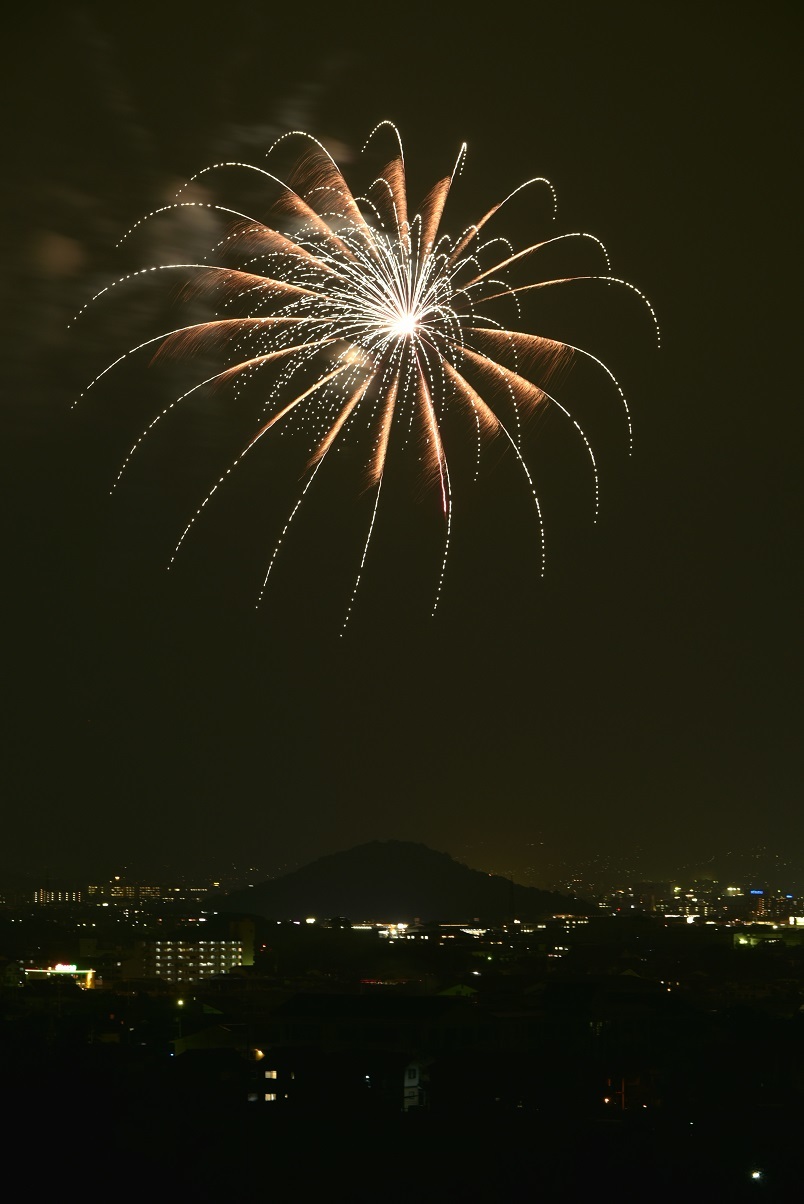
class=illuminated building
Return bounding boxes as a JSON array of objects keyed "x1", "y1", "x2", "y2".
[
  {"x1": 32, "y1": 888, "x2": 82, "y2": 904},
  {"x1": 137, "y1": 920, "x2": 255, "y2": 984},
  {"x1": 24, "y1": 963, "x2": 95, "y2": 988},
  {"x1": 87, "y1": 876, "x2": 219, "y2": 903},
  {"x1": 141, "y1": 938, "x2": 245, "y2": 984}
]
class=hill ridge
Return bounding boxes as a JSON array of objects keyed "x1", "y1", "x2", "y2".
[{"x1": 214, "y1": 839, "x2": 591, "y2": 921}]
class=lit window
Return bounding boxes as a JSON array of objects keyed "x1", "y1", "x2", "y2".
[
  {"x1": 264, "y1": 1094, "x2": 277, "y2": 1102},
  {"x1": 264, "y1": 1070, "x2": 277, "y2": 1079}
]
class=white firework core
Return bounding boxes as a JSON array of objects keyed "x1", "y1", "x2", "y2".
[
  {"x1": 74, "y1": 120, "x2": 659, "y2": 628},
  {"x1": 388, "y1": 311, "x2": 419, "y2": 339}
]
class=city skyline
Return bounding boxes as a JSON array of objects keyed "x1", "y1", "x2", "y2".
[{"x1": 6, "y1": 836, "x2": 804, "y2": 904}]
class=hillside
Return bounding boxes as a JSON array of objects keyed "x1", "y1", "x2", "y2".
[{"x1": 212, "y1": 840, "x2": 591, "y2": 922}]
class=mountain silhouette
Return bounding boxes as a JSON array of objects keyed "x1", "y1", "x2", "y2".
[{"x1": 213, "y1": 840, "x2": 591, "y2": 922}]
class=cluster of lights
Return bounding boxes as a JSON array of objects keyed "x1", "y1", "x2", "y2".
[{"x1": 24, "y1": 964, "x2": 95, "y2": 989}]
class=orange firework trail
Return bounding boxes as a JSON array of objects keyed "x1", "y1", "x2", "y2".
[{"x1": 74, "y1": 121, "x2": 659, "y2": 631}]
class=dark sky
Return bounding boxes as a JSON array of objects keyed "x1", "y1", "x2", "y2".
[{"x1": 2, "y1": 3, "x2": 800, "y2": 888}]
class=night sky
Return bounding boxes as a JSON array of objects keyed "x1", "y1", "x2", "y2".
[{"x1": 3, "y1": 3, "x2": 800, "y2": 887}]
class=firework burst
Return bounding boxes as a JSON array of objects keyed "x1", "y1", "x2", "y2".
[{"x1": 74, "y1": 121, "x2": 658, "y2": 630}]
